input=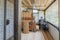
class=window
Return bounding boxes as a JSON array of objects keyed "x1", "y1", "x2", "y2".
[{"x1": 33, "y1": 10, "x2": 39, "y2": 23}]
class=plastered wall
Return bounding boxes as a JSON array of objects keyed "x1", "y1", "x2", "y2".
[
  {"x1": 6, "y1": 1, "x2": 14, "y2": 40},
  {"x1": 46, "y1": 0, "x2": 59, "y2": 40},
  {"x1": 0, "y1": 0, "x2": 14, "y2": 40},
  {"x1": 0, "y1": 0, "x2": 4, "y2": 40}
]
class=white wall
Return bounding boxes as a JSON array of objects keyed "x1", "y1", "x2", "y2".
[
  {"x1": 0, "y1": 0, "x2": 4, "y2": 40},
  {"x1": 18, "y1": 0, "x2": 22, "y2": 40},
  {"x1": 6, "y1": 1, "x2": 14, "y2": 40},
  {"x1": 0, "y1": 0, "x2": 14, "y2": 40},
  {"x1": 48, "y1": 24, "x2": 59, "y2": 40},
  {"x1": 46, "y1": 0, "x2": 59, "y2": 40},
  {"x1": 46, "y1": 0, "x2": 58, "y2": 26}
]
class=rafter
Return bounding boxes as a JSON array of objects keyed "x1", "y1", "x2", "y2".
[
  {"x1": 27, "y1": 0, "x2": 32, "y2": 7},
  {"x1": 22, "y1": 0, "x2": 33, "y2": 8},
  {"x1": 22, "y1": 0, "x2": 55, "y2": 11},
  {"x1": 22, "y1": 0, "x2": 28, "y2": 7},
  {"x1": 44, "y1": 0, "x2": 56, "y2": 11},
  {"x1": 22, "y1": 3, "x2": 26, "y2": 7},
  {"x1": 44, "y1": 0, "x2": 48, "y2": 7},
  {"x1": 39, "y1": 0, "x2": 42, "y2": 7},
  {"x1": 8, "y1": 0, "x2": 14, "y2": 3},
  {"x1": 34, "y1": 0, "x2": 36, "y2": 3}
]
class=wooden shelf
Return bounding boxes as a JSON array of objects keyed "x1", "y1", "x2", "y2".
[{"x1": 22, "y1": 17, "x2": 34, "y2": 20}]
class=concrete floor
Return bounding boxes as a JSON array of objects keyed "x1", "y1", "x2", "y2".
[{"x1": 21, "y1": 31, "x2": 45, "y2": 40}]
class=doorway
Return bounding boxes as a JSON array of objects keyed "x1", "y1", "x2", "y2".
[{"x1": 3, "y1": 0, "x2": 19, "y2": 40}]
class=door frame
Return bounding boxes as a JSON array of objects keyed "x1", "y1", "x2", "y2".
[
  {"x1": 4, "y1": 0, "x2": 7, "y2": 40},
  {"x1": 14, "y1": 0, "x2": 18, "y2": 40},
  {"x1": 4, "y1": 0, "x2": 19, "y2": 40}
]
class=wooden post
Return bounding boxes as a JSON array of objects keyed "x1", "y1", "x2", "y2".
[
  {"x1": 14, "y1": 0, "x2": 18, "y2": 40},
  {"x1": 44, "y1": 10, "x2": 46, "y2": 21}
]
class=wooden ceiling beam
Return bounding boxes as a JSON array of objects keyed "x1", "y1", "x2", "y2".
[
  {"x1": 22, "y1": 0, "x2": 33, "y2": 8},
  {"x1": 39, "y1": 0, "x2": 42, "y2": 7},
  {"x1": 27, "y1": 0, "x2": 32, "y2": 7},
  {"x1": 22, "y1": 0, "x2": 28, "y2": 7},
  {"x1": 8, "y1": 0, "x2": 14, "y2": 3},
  {"x1": 44, "y1": 0, "x2": 48, "y2": 7},
  {"x1": 44, "y1": 0, "x2": 56, "y2": 11},
  {"x1": 34, "y1": 0, "x2": 36, "y2": 3},
  {"x1": 22, "y1": 3, "x2": 26, "y2": 7}
]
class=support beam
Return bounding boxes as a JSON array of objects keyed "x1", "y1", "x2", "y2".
[
  {"x1": 44, "y1": 10, "x2": 46, "y2": 21},
  {"x1": 28, "y1": 8, "x2": 44, "y2": 11},
  {"x1": 14, "y1": 0, "x2": 18, "y2": 40},
  {"x1": 22, "y1": 0, "x2": 28, "y2": 7},
  {"x1": 44, "y1": 0, "x2": 56, "y2": 11},
  {"x1": 39, "y1": 0, "x2": 42, "y2": 7},
  {"x1": 39, "y1": 0, "x2": 48, "y2": 7},
  {"x1": 8, "y1": 0, "x2": 14, "y2": 3},
  {"x1": 22, "y1": 0, "x2": 32, "y2": 8},
  {"x1": 27, "y1": 0, "x2": 32, "y2": 7},
  {"x1": 34, "y1": 0, "x2": 36, "y2": 3},
  {"x1": 4, "y1": 0, "x2": 6, "y2": 40},
  {"x1": 44, "y1": 0, "x2": 48, "y2": 7},
  {"x1": 22, "y1": 3, "x2": 26, "y2": 7}
]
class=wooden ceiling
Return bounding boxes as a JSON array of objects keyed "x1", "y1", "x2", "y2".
[
  {"x1": 8, "y1": 0, "x2": 14, "y2": 3},
  {"x1": 22, "y1": 0, "x2": 55, "y2": 10},
  {"x1": 8, "y1": 0, "x2": 56, "y2": 10}
]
